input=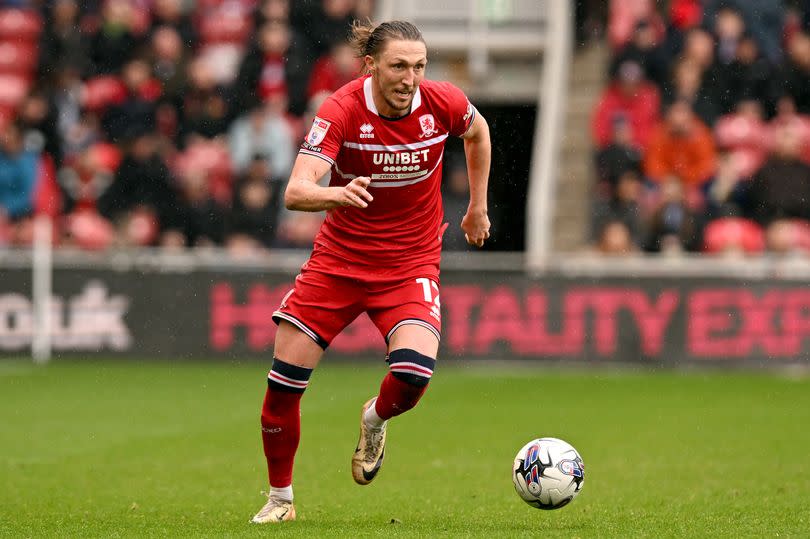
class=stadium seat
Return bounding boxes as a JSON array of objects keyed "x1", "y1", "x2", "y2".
[
  {"x1": 87, "y1": 143, "x2": 123, "y2": 173},
  {"x1": 67, "y1": 210, "x2": 115, "y2": 251},
  {"x1": 0, "y1": 73, "x2": 29, "y2": 107},
  {"x1": 173, "y1": 140, "x2": 233, "y2": 204},
  {"x1": 0, "y1": 41, "x2": 38, "y2": 75},
  {"x1": 198, "y1": 13, "x2": 252, "y2": 44},
  {"x1": 82, "y1": 76, "x2": 128, "y2": 112},
  {"x1": 0, "y1": 9, "x2": 42, "y2": 41},
  {"x1": 197, "y1": 44, "x2": 244, "y2": 85},
  {"x1": 785, "y1": 219, "x2": 810, "y2": 253},
  {"x1": 703, "y1": 217, "x2": 765, "y2": 255}
]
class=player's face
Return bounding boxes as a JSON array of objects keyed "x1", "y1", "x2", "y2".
[{"x1": 367, "y1": 39, "x2": 427, "y2": 117}]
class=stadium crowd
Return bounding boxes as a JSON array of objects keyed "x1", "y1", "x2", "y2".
[
  {"x1": 0, "y1": 0, "x2": 404, "y2": 255},
  {"x1": 592, "y1": 0, "x2": 810, "y2": 257}
]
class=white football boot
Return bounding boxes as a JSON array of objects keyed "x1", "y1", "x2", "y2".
[
  {"x1": 250, "y1": 495, "x2": 296, "y2": 524},
  {"x1": 352, "y1": 398, "x2": 387, "y2": 485}
]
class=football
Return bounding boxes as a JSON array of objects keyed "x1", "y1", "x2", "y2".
[{"x1": 512, "y1": 437, "x2": 585, "y2": 510}]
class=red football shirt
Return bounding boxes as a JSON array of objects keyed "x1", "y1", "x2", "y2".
[{"x1": 299, "y1": 75, "x2": 476, "y2": 278}]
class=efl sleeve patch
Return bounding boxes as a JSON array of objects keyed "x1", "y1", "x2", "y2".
[{"x1": 306, "y1": 116, "x2": 331, "y2": 146}]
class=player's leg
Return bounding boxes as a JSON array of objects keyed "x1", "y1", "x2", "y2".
[
  {"x1": 374, "y1": 323, "x2": 438, "y2": 419},
  {"x1": 253, "y1": 269, "x2": 362, "y2": 523},
  {"x1": 252, "y1": 322, "x2": 323, "y2": 524},
  {"x1": 353, "y1": 275, "x2": 442, "y2": 485},
  {"x1": 352, "y1": 324, "x2": 439, "y2": 485}
]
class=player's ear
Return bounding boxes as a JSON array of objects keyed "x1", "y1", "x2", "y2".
[{"x1": 364, "y1": 54, "x2": 376, "y2": 74}]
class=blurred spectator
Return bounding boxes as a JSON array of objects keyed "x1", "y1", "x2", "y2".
[
  {"x1": 102, "y1": 58, "x2": 160, "y2": 143},
  {"x1": 87, "y1": 0, "x2": 140, "y2": 75},
  {"x1": 715, "y1": 35, "x2": 773, "y2": 115},
  {"x1": 228, "y1": 103, "x2": 294, "y2": 179},
  {"x1": 662, "y1": 56, "x2": 719, "y2": 127},
  {"x1": 179, "y1": 59, "x2": 231, "y2": 142},
  {"x1": 294, "y1": 0, "x2": 358, "y2": 56},
  {"x1": 0, "y1": 122, "x2": 38, "y2": 221},
  {"x1": 97, "y1": 131, "x2": 178, "y2": 243},
  {"x1": 746, "y1": 123, "x2": 810, "y2": 226},
  {"x1": 607, "y1": 0, "x2": 665, "y2": 51},
  {"x1": 592, "y1": 59, "x2": 660, "y2": 150},
  {"x1": 704, "y1": 152, "x2": 749, "y2": 220},
  {"x1": 255, "y1": 0, "x2": 292, "y2": 26},
  {"x1": 307, "y1": 41, "x2": 361, "y2": 100},
  {"x1": 150, "y1": 0, "x2": 196, "y2": 48},
  {"x1": 594, "y1": 113, "x2": 643, "y2": 189},
  {"x1": 58, "y1": 143, "x2": 119, "y2": 213},
  {"x1": 591, "y1": 168, "x2": 644, "y2": 247},
  {"x1": 150, "y1": 26, "x2": 189, "y2": 104},
  {"x1": 774, "y1": 31, "x2": 810, "y2": 114},
  {"x1": 18, "y1": 90, "x2": 62, "y2": 166},
  {"x1": 644, "y1": 100, "x2": 717, "y2": 188},
  {"x1": 704, "y1": 0, "x2": 785, "y2": 63},
  {"x1": 38, "y1": 0, "x2": 89, "y2": 79},
  {"x1": 234, "y1": 20, "x2": 313, "y2": 117},
  {"x1": 597, "y1": 220, "x2": 638, "y2": 255},
  {"x1": 611, "y1": 19, "x2": 669, "y2": 89},
  {"x1": 162, "y1": 169, "x2": 226, "y2": 248},
  {"x1": 52, "y1": 68, "x2": 84, "y2": 154},
  {"x1": 225, "y1": 156, "x2": 279, "y2": 250},
  {"x1": 644, "y1": 175, "x2": 701, "y2": 253},
  {"x1": 712, "y1": 6, "x2": 746, "y2": 66}
]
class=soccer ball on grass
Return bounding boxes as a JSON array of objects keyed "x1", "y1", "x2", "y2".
[{"x1": 512, "y1": 437, "x2": 584, "y2": 510}]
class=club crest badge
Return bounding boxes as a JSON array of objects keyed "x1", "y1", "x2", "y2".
[
  {"x1": 418, "y1": 114, "x2": 439, "y2": 138},
  {"x1": 306, "y1": 117, "x2": 331, "y2": 146}
]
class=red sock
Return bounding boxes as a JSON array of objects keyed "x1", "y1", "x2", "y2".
[
  {"x1": 374, "y1": 348, "x2": 435, "y2": 420},
  {"x1": 261, "y1": 388, "x2": 302, "y2": 487},
  {"x1": 374, "y1": 372, "x2": 428, "y2": 419},
  {"x1": 261, "y1": 358, "x2": 312, "y2": 488}
]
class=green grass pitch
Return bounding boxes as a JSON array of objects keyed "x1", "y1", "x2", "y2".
[{"x1": 2, "y1": 359, "x2": 809, "y2": 538}]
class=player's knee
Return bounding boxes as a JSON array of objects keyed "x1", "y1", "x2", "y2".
[
  {"x1": 387, "y1": 348, "x2": 435, "y2": 388},
  {"x1": 262, "y1": 358, "x2": 313, "y2": 419}
]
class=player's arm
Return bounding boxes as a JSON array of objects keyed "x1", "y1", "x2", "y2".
[
  {"x1": 284, "y1": 154, "x2": 373, "y2": 212},
  {"x1": 460, "y1": 112, "x2": 492, "y2": 247}
]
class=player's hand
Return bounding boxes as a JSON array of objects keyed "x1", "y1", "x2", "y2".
[
  {"x1": 338, "y1": 176, "x2": 374, "y2": 208},
  {"x1": 461, "y1": 207, "x2": 490, "y2": 248}
]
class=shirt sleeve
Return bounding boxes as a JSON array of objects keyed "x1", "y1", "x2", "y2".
[
  {"x1": 299, "y1": 96, "x2": 346, "y2": 165},
  {"x1": 443, "y1": 82, "x2": 477, "y2": 138}
]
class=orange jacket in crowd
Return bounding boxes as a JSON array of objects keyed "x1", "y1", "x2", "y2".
[{"x1": 643, "y1": 118, "x2": 717, "y2": 186}]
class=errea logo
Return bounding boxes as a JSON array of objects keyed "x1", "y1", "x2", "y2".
[{"x1": 359, "y1": 123, "x2": 375, "y2": 138}]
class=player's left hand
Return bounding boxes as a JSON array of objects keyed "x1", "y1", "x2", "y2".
[{"x1": 461, "y1": 208, "x2": 490, "y2": 248}]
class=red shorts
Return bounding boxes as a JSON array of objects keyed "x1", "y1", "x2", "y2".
[{"x1": 272, "y1": 256, "x2": 441, "y2": 349}]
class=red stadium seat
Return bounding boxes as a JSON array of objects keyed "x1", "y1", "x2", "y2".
[
  {"x1": 87, "y1": 143, "x2": 123, "y2": 173},
  {"x1": 128, "y1": 7, "x2": 151, "y2": 36},
  {"x1": 0, "y1": 73, "x2": 29, "y2": 107},
  {"x1": 0, "y1": 9, "x2": 42, "y2": 40},
  {"x1": 0, "y1": 41, "x2": 37, "y2": 74},
  {"x1": 786, "y1": 219, "x2": 810, "y2": 253},
  {"x1": 703, "y1": 217, "x2": 765, "y2": 255},
  {"x1": 173, "y1": 140, "x2": 233, "y2": 204},
  {"x1": 67, "y1": 210, "x2": 115, "y2": 251},
  {"x1": 198, "y1": 13, "x2": 252, "y2": 44},
  {"x1": 82, "y1": 76, "x2": 128, "y2": 112},
  {"x1": 715, "y1": 114, "x2": 768, "y2": 151}
]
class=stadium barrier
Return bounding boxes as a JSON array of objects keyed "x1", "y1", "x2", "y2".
[{"x1": 2, "y1": 250, "x2": 810, "y2": 367}]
